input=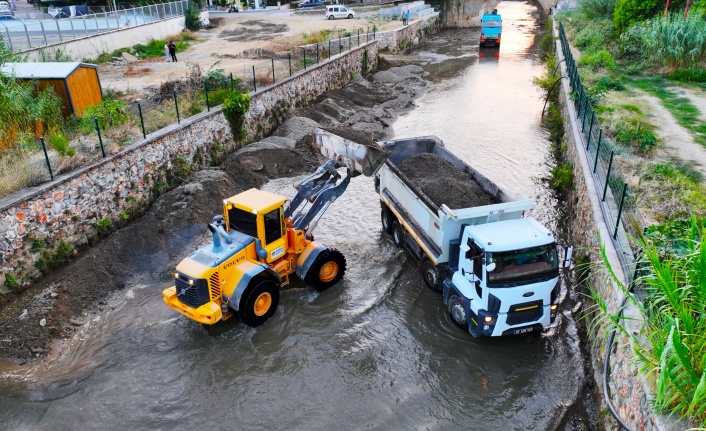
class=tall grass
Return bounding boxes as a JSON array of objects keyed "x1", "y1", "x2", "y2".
[
  {"x1": 621, "y1": 11, "x2": 706, "y2": 70},
  {"x1": 591, "y1": 218, "x2": 706, "y2": 427}
]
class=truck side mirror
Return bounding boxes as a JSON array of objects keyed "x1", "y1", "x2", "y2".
[
  {"x1": 486, "y1": 262, "x2": 496, "y2": 272},
  {"x1": 563, "y1": 245, "x2": 573, "y2": 268}
]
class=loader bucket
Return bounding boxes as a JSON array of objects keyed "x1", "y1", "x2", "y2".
[{"x1": 313, "y1": 128, "x2": 389, "y2": 177}]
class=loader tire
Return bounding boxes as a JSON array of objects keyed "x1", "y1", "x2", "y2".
[
  {"x1": 305, "y1": 248, "x2": 347, "y2": 292},
  {"x1": 421, "y1": 259, "x2": 442, "y2": 293},
  {"x1": 391, "y1": 221, "x2": 404, "y2": 248},
  {"x1": 448, "y1": 296, "x2": 469, "y2": 330},
  {"x1": 238, "y1": 279, "x2": 279, "y2": 327},
  {"x1": 381, "y1": 207, "x2": 394, "y2": 234}
]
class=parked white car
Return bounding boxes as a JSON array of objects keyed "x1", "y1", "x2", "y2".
[
  {"x1": 325, "y1": 5, "x2": 355, "y2": 20},
  {"x1": 0, "y1": 1, "x2": 11, "y2": 14}
]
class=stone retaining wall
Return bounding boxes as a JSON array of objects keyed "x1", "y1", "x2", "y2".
[
  {"x1": 554, "y1": 24, "x2": 689, "y2": 431},
  {"x1": 0, "y1": 40, "x2": 382, "y2": 289},
  {"x1": 376, "y1": 16, "x2": 439, "y2": 51}
]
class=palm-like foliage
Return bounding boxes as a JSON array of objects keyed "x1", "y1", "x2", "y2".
[
  {"x1": 590, "y1": 218, "x2": 706, "y2": 426},
  {"x1": 623, "y1": 11, "x2": 706, "y2": 70}
]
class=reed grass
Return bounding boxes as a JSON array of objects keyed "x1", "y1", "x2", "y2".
[{"x1": 590, "y1": 218, "x2": 706, "y2": 427}]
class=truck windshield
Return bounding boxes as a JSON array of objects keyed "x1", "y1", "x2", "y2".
[{"x1": 487, "y1": 244, "x2": 559, "y2": 285}]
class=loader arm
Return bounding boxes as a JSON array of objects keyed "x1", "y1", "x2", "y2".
[{"x1": 284, "y1": 129, "x2": 390, "y2": 238}]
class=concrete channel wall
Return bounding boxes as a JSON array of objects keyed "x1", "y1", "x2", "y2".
[
  {"x1": 554, "y1": 24, "x2": 690, "y2": 431},
  {"x1": 0, "y1": 16, "x2": 442, "y2": 290}
]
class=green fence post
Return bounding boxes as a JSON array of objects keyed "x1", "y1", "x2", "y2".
[
  {"x1": 173, "y1": 90, "x2": 180, "y2": 124},
  {"x1": 39, "y1": 137, "x2": 54, "y2": 181},
  {"x1": 230, "y1": 72, "x2": 234, "y2": 92},
  {"x1": 586, "y1": 111, "x2": 595, "y2": 149},
  {"x1": 602, "y1": 151, "x2": 614, "y2": 201},
  {"x1": 373, "y1": 25, "x2": 376, "y2": 39},
  {"x1": 338, "y1": 35, "x2": 341, "y2": 54},
  {"x1": 316, "y1": 43, "x2": 319, "y2": 63},
  {"x1": 329, "y1": 39, "x2": 331, "y2": 58},
  {"x1": 137, "y1": 101, "x2": 146, "y2": 139},
  {"x1": 358, "y1": 28, "x2": 360, "y2": 46},
  {"x1": 272, "y1": 58, "x2": 275, "y2": 83},
  {"x1": 204, "y1": 80, "x2": 210, "y2": 112},
  {"x1": 614, "y1": 183, "x2": 628, "y2": 239},
  {"x1": 94, "y1": 118, "x2": 105, "y2": 157},
  {"x1": 349, "y1": 34, "x2": 351, "y2": 51},
  {"x1": 252, "y1": 65, "x2": 257, "y2": 92},
  {"x1": 303, "y1": 47, "x2": 307, "y2": 70},
  {"x1": 593, "y1": 129, "x2": 603, "y2": 173},
  {"x1": 289, "y1": 53, "x2": 292, "y2": 76}
]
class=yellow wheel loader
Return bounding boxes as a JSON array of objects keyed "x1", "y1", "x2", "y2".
[{"x1": 162, "y1": 129, "x2": 389, "y2": 327}]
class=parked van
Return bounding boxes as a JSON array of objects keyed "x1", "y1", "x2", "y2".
[
  {"x1": 325, "y1": 5, "x2": 355, "y2": 19},
  {"x1": 55, "y1": 5, "x2": 89, "y2": 19},
  {"x1": 0, "y1": 1, "x2": 12, "y2": 14}
]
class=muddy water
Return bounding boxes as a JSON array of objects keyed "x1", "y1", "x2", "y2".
[{"x1": 0, "y1": 2, "x2": 594, "y2": 430}]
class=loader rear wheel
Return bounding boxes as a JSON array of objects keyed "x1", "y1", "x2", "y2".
[
  {"x1": 305, "y1": 248, "x2": 347, "y2": 292},
  {"x1": 381, "y1": 207, "x2": 394, "y2": 233},
  {"x1": 238, "y1": 279, "x2": 279, "y2": 327},
  {"x1": 448, "y1": 296, "x2": 469, "y2": 330},
  {"x1": 421, "y1": 259, "x2": 442, "y2": 293},
  {"x1": 391, "y1": 221, "x2": 404, "y2": 248}
]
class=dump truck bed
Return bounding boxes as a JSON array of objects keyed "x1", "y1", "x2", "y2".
[{"x1": 376, "y1": 136, "x2": 534, "y2": 264}]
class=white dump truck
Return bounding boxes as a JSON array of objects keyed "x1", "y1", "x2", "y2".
[{"x1": 375, "y1": 136, "x2": 572, "y2": 336}]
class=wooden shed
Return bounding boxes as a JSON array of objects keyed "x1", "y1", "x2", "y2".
[{"x1": 0, "y1": 62, "x2": 103, "y2": 117}]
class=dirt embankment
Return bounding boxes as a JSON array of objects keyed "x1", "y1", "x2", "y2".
[
  {"x1": 398, "y1": 153, "x2": 496, "y2": 209},
  {"x1": 0, "y1": 65, "x2": 431, "y2": 364}
]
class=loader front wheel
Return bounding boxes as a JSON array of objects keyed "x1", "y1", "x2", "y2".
[
  {"x1": 381, "y1": 207, "x2": 394, "y2": 233},
  {"x1": 305, "y1": 248, "x2": 347, "y2": 292},
  {"x1": 238, "y1": 279, "x2": 280, "y2": 327},
  {"x1": 421, "y1": 259, "x2": 442, "y2": 293},
  {"x1": 391, "y1": 221, "x2": 404, "y2": 248}
]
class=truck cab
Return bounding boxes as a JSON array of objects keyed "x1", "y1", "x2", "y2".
[
  {"x1": 480, "y1": 13, "x2": 502, "y2": 47},
  {"x1": 444, "y1": 218, "x2": 566, "y2": 336}
]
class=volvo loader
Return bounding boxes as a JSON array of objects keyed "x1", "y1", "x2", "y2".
[{"x1": 163, "y1": 129, "x2": 388, "y2": 327}]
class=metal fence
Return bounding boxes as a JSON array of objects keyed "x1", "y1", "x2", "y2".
[
  {"x1": 558, "y1": 23, "x2": 641, "y2": 271},
  {"x1": 0, "y1": 28, "x2": 377, "y2": 199},
  {"x1": 0, "y1": 1, "x2": 191, "y2": 52}
]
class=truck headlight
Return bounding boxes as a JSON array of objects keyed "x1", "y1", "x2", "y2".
[
  {"x1": 188, "y1": 279, "x2": 194, "y2": 285},
  {"x1": 484, "y1": 316, "x2": 493, "y2": 323}
]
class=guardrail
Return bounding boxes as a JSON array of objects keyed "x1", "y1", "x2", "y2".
[{"x1": 0, "y1": 1, "x2": 191, "y2": 52}]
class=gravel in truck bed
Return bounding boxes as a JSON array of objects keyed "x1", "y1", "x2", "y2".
[{"x1": 397, "y1": 153, "x2": 496, "y2": 209}]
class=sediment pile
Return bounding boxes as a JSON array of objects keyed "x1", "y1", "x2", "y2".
[{"x1": 397, "y1": 153, "x2": 496, "y2": 209}]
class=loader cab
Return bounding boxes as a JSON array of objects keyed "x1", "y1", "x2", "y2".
[{"x1": 223, "y1": 188, "x2": 288, "y2": 264}]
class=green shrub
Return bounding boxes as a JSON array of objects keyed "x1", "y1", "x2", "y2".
[
  {"x1": 667, "y1": 68, "x2": 706, "y2": 83},
  {"x1": 614, "y1": 118, "x2": 658, "y2": 154},
  {"x1": 574, "y1": 26, "x2": 607, "y2": 51},
  {"x1": 579, "y1": 0, "x2": 618, "y2": 18},
  {"x1": 222, "y1": 90, "x2": 251, "y2": 142},
  {"x1": 578, "y1": 50, "x2": 616, "y2": 71},
  {"x1": 204, "y1": 88, "x2": 230, "y2": 106},
  {"x1": 4, "y1": 273, "x2": 19, "y2": 290},
  {"x1": 47, "y1": 133, "x2": 75, "y2": 157},
  {"x1": 588, "y1": 75, "x2": 625, "y2": 98},
  {"x1": 550, "y1": 163, "x2": 573, "y2": 189},
  {"x1": 613, "y1": 0, "x2": 663, "y2": 33},
  {"x1": 185, "y1": 6, "x2": 201, "y2": 32},
  {"x1": 80, "y1": 98, "x2": 128, "y2": 133}
]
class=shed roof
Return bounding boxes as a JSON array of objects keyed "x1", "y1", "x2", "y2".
[{"x1": 0, "y1": 62, "x2": 97, "y2": 79}]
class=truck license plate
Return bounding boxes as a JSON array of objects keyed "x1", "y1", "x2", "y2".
[{"x1": 513, "y1": 327, "x2": 533, "y2": 335}]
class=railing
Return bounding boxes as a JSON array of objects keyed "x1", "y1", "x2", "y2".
[
  {"x1": 558, "y1": 23, "x2": 640, "y2": 272},
  {"x1": 0, "y1": 1, "x2": 191, "y2": 52}
]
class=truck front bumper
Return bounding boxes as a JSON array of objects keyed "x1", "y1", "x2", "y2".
[{"x1": 163, "y1": 286, "x2": 223, "y2": 325}]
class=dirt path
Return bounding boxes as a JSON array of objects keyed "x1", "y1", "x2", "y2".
[
  {"x1": 99, "y1": 10, "x2": 401, "y2": 94},
  {"x1": 636, "y1": 91, "x2": 706, "y2": 179}
]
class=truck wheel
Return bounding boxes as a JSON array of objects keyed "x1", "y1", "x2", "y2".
[
  {"x1": 381, "y1": 207, "x2": 394, "y2": 233},
  {"x1": 447, "y1": 296, "x2": 469, "y2": 330},
  {"x1": 238, "y1": 279, "x2": 280, "y2": 327},
  {"x1": 391, "y1": 221, "x2": 404, "y2": 247},
  {"x1": 305, "y1": 248, "x2": 347, "y2": 292},
  {"x1": 421, "y1": 259, "x2": 442, "y2": 293}
]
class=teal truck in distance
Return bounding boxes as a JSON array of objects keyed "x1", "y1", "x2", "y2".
[{"x1": 480, "y1": 12, "x2": 502, "y2": 47}]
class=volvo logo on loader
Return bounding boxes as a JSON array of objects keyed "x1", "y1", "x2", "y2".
[{"x1": 222, "y1": 255, "x2": 245, "y2": 270}]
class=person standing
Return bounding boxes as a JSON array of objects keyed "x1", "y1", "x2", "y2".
[
  {"x1": 405, "y1": 10, "x2": 410, "y2": 25},
  {"x1": 168, "y1": 41, "x2": 177, "y2": 62},
  {"x1": 164, "y1": 42, "x2": 171, "y2": 62}
]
